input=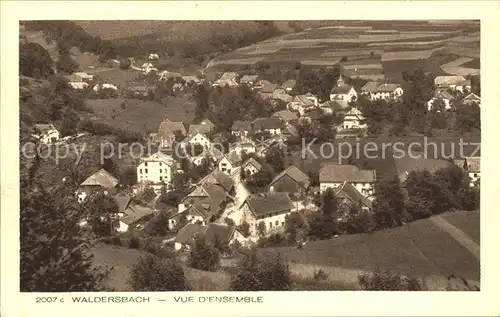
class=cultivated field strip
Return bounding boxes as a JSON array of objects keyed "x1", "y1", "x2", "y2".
[
  {"x1": 440, "y1": 57, "x2": 480, "y2": 76},
  {"x1": 381, "y1": 47, "x2": 445, "y2": 61}
]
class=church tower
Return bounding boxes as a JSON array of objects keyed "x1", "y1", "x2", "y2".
[{"x1": 337, "y1": 74, "x2": 345, "y2": 87}]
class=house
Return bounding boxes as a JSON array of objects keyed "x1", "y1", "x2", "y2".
[
  {"x1": 230, "y1": 138, "x2": 257, "y2": 156},
  {"x1": 427, "y1": 89, "x2": 455, "y2": 111},
  {"x1": 93, "y1": 83, "x2": 118, "y2": 92},
  {"x1": 461, "y1": 92, "x2": 481, "y2": 106},
  {"x1": 258, "y1": 82, "x2": 278, "y2": 99},
  {"x1": 241, "y1": 157, "x2": 262, "y2": 177},
  {"x1": 454, "y1": 157, "x2": 480, "y2": 187},
  {"x1": 128, "y1": 85, "x2": 151, "y2": 98},
  {"x1": 168, "y1": 203, "x2": 207, "y2": 231},
  {"x1": 72, "y1": 72, "x2": 94, "y2": 82},
  {"x1": 188, "y1": 119, "x2": 215, "y2": 135},
  {"x1": 340, "y1": 108, "x2": 367, "y2": 130},
  {"x1": 361, "y1": 82, "x2": 403, "y2": 100},
  {"x1": 394, "y1": 156, "x2": 453, "y2": 184},
  {"x1": 330, "y1": 75, "x2": 357, "y2": 103},
  {"x1": 148, "y1": 53, "x2": 160, "y2": 60},
  {"x1": 173, "y1": 223, "x2": 245, "y2": 251},
  {"x1": 236, "y1": 193, "x2": 295, "y2": 236},
  {"x1": 271, "y1": 90, "x2": 293, "y2": 103},
  {"x1": 373, "y1": 83, "x2": 403, "y2": 100},
  {"x1": 106, "y1": 59, "x2": 121, "y2": 68},
  {"x1": 172, "y1": 82, "x2": 184, "y2": 92},
  {"x1": 31, "y1": 123, "x2": 60, "y2": 144},
  {"x1": 240, "y1": 74, "x2": 259, "y2": 86},
  {"x1": 198, "y1": 169, "x2": 235, "y2": 193},
  {"x1": 281, "y1": 79, "x2": 296, "y2": 93},
  {"x1": 268, "y1": 165, "x2": 310, "y2": 194},
  {"x1": 287, "y1": 95, "x2": 315, "y2": 116},
  {"x1": 178, "y1": 182, "x2": 233, "y2": 223},
  {"x1": 182, "y1": 132, "x2": 212, "y2": 150},
  {"x1": 181, "y1": 76, "x2": 202, "y2": 85},
  {"x1": 158, "y1": 70, "x2": 182, "y2": 81},
  {"x1": 273, "y1": 110, "x2": 299, "y2": 125},
  {"x1": 304, "y1": 92, "x2": 319, "y2": 106},
  {"x1": 136, "y1": 151, "x2": 176, "y2": 191},
  {"x1": 434, "y1": 76, "x2": 471, "y2": 92},
  {"x1": 231, "y1": 120, "x2": 252, "y2": 137},
  {"x1": 76, "y1": 169, "x2": 119, "y2": 203},
  {"x1": 319, "y1": 163, "x2": 376, "y2": 196},
  {"x1": 302, "y1": 108, "x2": 324, "y2": 124},
  {"x1": 213, "y1": 72, "x2": 239, "y2": 87},
  {"x1": 68, "y1": 82, "x2": 89, "y2": 90},
  {"x1": 157, "y1": 119, "x2": 187, "y2": 148},
  {"x1": 320, "y1": 100, "x2": 349, "y2": 114},
  {"x1": 141, "y1": 62, "x2": 156, "y2": 74},
  {"x1": 173, "y1": 223, "x2": 206, "y2": 250},
  {"x1": 218, "y1": 151, "x2": 242, "y2": 175},
  {"x1": 334, "y1": 181, "x2": 373, "y2": 220},
  {"x1": 117, "y1": 204, "x2": 155, "y2": 233},
  {"x1": 253, "y1": 117, "x2": 285, "y2": 135}
]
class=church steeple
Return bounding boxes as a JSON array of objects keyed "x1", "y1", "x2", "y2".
[{"x1": 337, "y1": 74, "x2": 345, "y2": 87}]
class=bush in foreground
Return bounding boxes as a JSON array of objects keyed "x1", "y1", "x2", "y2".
[
  {"x1": 189, "y1": 235, "x2": 220, "y2": 272},
  {"x1": 358, "y1": 269, "x2": 427, "y2": 291},
  {"x1": 128, "y1": 254, "x2": 189, "y2": 291},
  {"x1": 230, "y1": 249, "x2": 292, "y2": 291}
]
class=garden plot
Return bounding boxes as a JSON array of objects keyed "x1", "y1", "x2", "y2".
[
  {"x1": 301, "y1": 59, "x2": 341, "y2": 66},
  {"x1": 342, "y1": 64, "x2": 383, "y2": 70},
  {"x1": 210, "y1": 57, "x2": 266, "y2": 66},
  {"x1": 321, "y1": 49, "x2": 383, "y2": 58},
  {"x1": 381, "y1": 47, "x2": 445, "y2": 61}
]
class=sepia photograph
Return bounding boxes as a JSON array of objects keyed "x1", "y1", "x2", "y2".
[{"x1": 16, "y1": 18, "x2": 483, "y2": 294}]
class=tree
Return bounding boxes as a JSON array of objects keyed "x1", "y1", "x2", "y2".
[
  {"x1": 372, "y1": 176, "x2": 408, "y2": 229},
  {"x1": 230, "y1": 249, "x2": 292, "y2": 291},
  {"x1": 265, "y1": 147, "x2": 286, "y2": 174},
  {"x1": 56, "y1": 53, "x2": 80, "y2": 74},
  {"x1": 119, "y1": 166, "x2": 137, "y2": 186},
  {"x1": 238, "y1": 221, "x2": 251, "y2": 238},
  {"x1": 119, "y1": 58, "x2": 131, "y2": 69},
  {"x1": 257, "y1": 221, "x2": 267, "y2": 237},
  {"x1": 245, "y1": 164, "x2": 275, "y2": 193},
  {"x1": 19, "y1": 42, "x2": 54, "y2": 78},
  {"x1": 285, "y1": 212, "x2": 309, "y2": 243},
  {"x1": 84, "y1": 192, "x2": 119, "y2": 237},
  {"x1": 60, "y1": 109, "x2": 80, "y2": 137},
  {"x1": 128, "y1": 254, "x2": 189, "y2": 291},
  {"x1": 189, "y1": 235, "x2": 220, "y2": 272},
  {"x1": 20, "y1": 154, "x2": 109, "y2": 291}
]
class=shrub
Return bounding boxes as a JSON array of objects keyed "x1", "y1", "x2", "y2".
[
  {"x1": 128, "y1": 254, "x2": 189, "y2": 291},
  {"x1": 358, "y1": 269, "x2": 427, "y2": 291},
  {"x1": 313, "y1": 268, "x2": 329, "y2": 281},
  {"x1": 238, "y1": 221, "x2": 251, "y2": 238},
  {"x1": 189, "y1": 235, "x2": 220, "y2": 272},
  {"x1": 230, "y1": 249, "x2": 292, "y2": 291},
  {"x1": 128, "y1": 236, "x2": 141, "y2": 249}
]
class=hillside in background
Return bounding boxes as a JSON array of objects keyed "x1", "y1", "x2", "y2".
[{"x1": 207, "y1": 20, "x2": 480, "y2": 82}]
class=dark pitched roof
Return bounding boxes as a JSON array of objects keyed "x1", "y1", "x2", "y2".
[
  {"x1": 198, "y1": 169, "x2": 235, "y2": 192},
  {"x1": 330, "y1": 85, "x2": 354, "y2": 95},
  {"x1": 226, "y1": 151, "x2": 242, "y2": 165},
  {"x1": 244, "y1": 193, "x2": 295, "y2": 217},
  {"x1": 188, "y1": 119, "x2": 214, "y2": 135},
  {"x1": 261, "y1": 82, "x2": 278, "y2": 93},
  {"x1": 304, "y1": 108, "x2": 324, "y2": 120},
  {"x1": 158, "y1": 119, "x2": 187, "y2": 139},
  {"x1": 113, "y1": 195, "x2": 132, "y2": 214},
  {"x1": 319, "y1": 164, "x2": 376, "y2": 183},
  {"x1": 204, "y1": 223, "x2": 236, "y2": 244},
  {"x1": 242, "y1": 157, "x2": 262, "y2": 171},
  {"x1": 269, "y1": 165, "x2": 311, "y2": 190},
  {"x1": 175, "y1": 223, "x2": 206, "y2": 244},
  {"x1": 376, "y1": 83, "x2": 401, "y2": 93},
  {"x1": 120, "y1": 204, "x2": 155, "y2": 225},
  {"x1": 33, "y1": 123, "x2": 57, "y2": 134},
  {"x1": 335, "y1": 181, "x2": 373, "y2": 209},
  {"x1": 281, "y1": 79, "x2": 296, "y2": 90},
  {"x1": 292, "y1": 95, "x2": 314, "y2": 106},
  {"x1": 273, "y1": 110, "x2": 298, "y2": 122},
  {"x1": 361, "y1": 81, "x2": 380, "y2": 93},
  {"x1": 80, "y1": 169, "x2": 119, "y2": 188},
  {"x1": 231, "y1": 120, "x2": 252, "y2": 132},
  {"x1": 253, "y1": 117, "x2": 284, "y2": 131}
]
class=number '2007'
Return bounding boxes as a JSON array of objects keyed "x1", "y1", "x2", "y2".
[{"x1": 36, "y1": 297, "x2": 57, "y2": 303}]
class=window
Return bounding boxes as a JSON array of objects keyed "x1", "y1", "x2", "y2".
[
  {"x1": 281, "y1": 221, "x2": 285, "y2": 226},
  {"x1": 159, "y1": 169, "x2": 162, "y2": 173},
  {"x1": 140, "y1": 169, "x2": 142, "y2": 173},
  {"x1": 159, "y1": 162, "x2": 162, "y2": 166},
  {"x1": 275, "y1": 220, "x2": 279, "y2": 226},
  {"x1": 160, "y1": 176, "x2": 163, "y2": 181},
  {"x1": 269, "y1": 222, "x2": 273, "y2": 228},
  {"x1": 145, "y1": 169, "x2": 148, "y2": 173},
  {"x1": 144, "y1": 162, "x2": 148, "y2": 167}
]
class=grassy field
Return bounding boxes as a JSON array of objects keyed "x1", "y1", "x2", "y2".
[
  {"x1": 260, "y1": 211, "x2": 480, "y2": 286},
  {"x1": 208, "y1": 21, "x2": 479, "y2": 80},
  {"x1": 440, "y1": 211, "x2": 480, "y2": 244},
  {"x1": 86, "y1": 95, "x2": 195, "y2": 134}
]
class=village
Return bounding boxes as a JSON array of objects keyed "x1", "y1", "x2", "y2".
[{"x1": 30, "y1": 54, "x2": 481, "y2": 254}]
